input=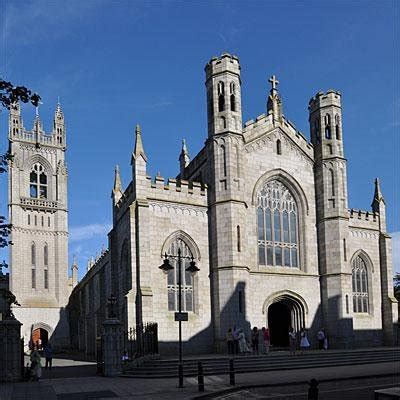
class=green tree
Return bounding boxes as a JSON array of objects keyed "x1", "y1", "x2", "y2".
[
  {"x1": 0, "y1": 78, "x2": 41, "y2": 258},
  {"x1": 394, "y1": 272, "x2": 400, "y2": 301}
]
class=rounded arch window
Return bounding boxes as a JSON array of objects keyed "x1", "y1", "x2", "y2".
[
  {"x1": 30, "y1": 163, "x2": 48, "y2": 199},
  {"x1": 165, "y1": 237, "x2": 196, "y2": 312},
  {"x1": 257, "y1": 180, "x2": 299, "y2": 268},
  {"x1": 352, "y1": 255, "x2": 369, "y2": 313}
]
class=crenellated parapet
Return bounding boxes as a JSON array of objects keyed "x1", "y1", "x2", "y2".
[{"x1": 348, "y1": 208, "x2": 380, "y2": 230}]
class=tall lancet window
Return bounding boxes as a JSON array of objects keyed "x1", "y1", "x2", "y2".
[
  {"x1": 257, "y1": 180, "x2": 299, "y2": 268},
  {"x1": 166, "y1": 237, "x2": 195, "y2": 312},
  {"x1": 230, "y1": 82, "x2": 236, "y2": 112},
  {"x1": 44, "y1": 244, "x2": 49, "y2": 289},
  {"x1": 352, "y1": 255, "x2": 369, "y2": 313},
  {"x1": 31, "y1": 242, "x2": 36, "y2": 289},
  {"x1": 218, "y1": 81, "x2": 225, "y2": 112},
  {"x1": 30, "y1": 163, "x2": 48, "y2": 199}
]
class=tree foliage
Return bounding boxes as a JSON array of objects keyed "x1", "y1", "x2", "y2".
[
  {"x1": 0, "y1": 79, "x2": 41, "y2": 110},
  {"x1": 394, "y1": 273, "x2": 400, "y2": 301},
  {"x1": 1, "y1": 78, "x2": 40, "y2": 266}
]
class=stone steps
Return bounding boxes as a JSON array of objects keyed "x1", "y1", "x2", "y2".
[{"x1": 122, "y1": 348, "x2": 399, "y2": 378}]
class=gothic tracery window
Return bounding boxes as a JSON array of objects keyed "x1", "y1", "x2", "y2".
[
  {"x1": 257, "y1": 180, "x2": 299, "y2": 268},
  {"x1": 30, "y1": 163, "x2": 48, "y2": 199},
  {"x1": 166, "y1": 237, "x2": 195, "y2": 312},
  {"x1": 352, "y1": 255, "x2": 369, "y2": 313}
]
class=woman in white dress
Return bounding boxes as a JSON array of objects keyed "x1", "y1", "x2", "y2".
[
  {"x1": 299, "y1": 328, "x2": 310, "y2": 352},
  {"x1": 238, "y1": 329, "x2": 250, "y2": 354}
]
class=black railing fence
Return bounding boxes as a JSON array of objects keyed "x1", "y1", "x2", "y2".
[{"x1": 124, "y1": 322, "x2": 158, "y2": 360}]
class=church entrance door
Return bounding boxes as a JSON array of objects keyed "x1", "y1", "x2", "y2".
[
  {"x1": 268, "y1": 302, "x2": 291, "y2": 347},
  {"x1": 31, "y1": 328, "x2": 48, "y2": 350}
]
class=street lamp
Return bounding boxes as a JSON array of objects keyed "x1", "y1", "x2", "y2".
[{"x1": 159, "y1": 248, "x2": 199, "y2": 388}]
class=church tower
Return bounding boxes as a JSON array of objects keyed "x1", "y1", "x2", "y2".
[
  {"x1": 205, "y1": 53, "x2": 247, "y2": 350},
  {"x1": 8, "y1": 102, "x2": 69, "y2": 348},
  {"x1": 309, "y1": 90, "x2": 353, "y2": 347}
]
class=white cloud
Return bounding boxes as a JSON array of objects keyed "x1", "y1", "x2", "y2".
[
  {"x1": 391, "y1": 231, "x2": 400, "y2": 274},
  {"x1": 69, "y1": 223, "x2": 111, "y2": 242}
]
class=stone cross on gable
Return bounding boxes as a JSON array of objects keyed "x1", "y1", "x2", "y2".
[{"x1": 268, "y1": 75, "x2": 279, "y2": 91}]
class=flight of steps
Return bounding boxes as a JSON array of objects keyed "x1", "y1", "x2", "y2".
[{"x1": 122, "y1": 348, "x2": 399, "y2": 379}]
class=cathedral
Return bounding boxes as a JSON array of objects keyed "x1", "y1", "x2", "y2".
[{"x1": 8, "y1": 53, "x2": 398, "y2": 353}]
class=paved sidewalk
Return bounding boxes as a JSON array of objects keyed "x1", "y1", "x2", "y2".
[{"x1": 1, "y1": 361, "x2": 398, "y2": 399}]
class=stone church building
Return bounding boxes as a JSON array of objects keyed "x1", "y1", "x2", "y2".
[{"x1": 9, "y1": 53, "x2": 398, "y2": 353}]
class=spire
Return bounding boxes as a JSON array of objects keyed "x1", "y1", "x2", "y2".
[
  {"x1": 266, "y1": 74, "x2": 283, "y2": 123},
  {"x1": 131, "y1": 124, "x2": 147, "y2": 164},
  {"x1": 179, "y1": 139, "x2": 190, "y2": 177},
  {"x1": 72, "y1": 254, "x2": 78, "y2": 268},
  {"x1": 371, "y1": 177, "x2": 385, "y2": 212},
  {"x1": 113, "y1": 165, "x2": 122, "y2": 192}
]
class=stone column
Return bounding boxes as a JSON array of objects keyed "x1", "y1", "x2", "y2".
[
  {"x1": 0, "y1": 319, "x2": 22, "y2": 382},
  {"x1": 102, "y1": 319, "x2": 122, "y2": 377}
]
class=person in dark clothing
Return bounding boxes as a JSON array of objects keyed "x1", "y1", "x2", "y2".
[{"x1": 43, "y1": 343, "x2": 53, "y2": 370}]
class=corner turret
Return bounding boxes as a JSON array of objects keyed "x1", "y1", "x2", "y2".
[
  {"x1": 205, "y1": 53, "x2": 243, "y2": 137},
  {"x1": 112, "y1": 165, "x2": 123, "y2": 205},
  {"x1": 53, "y1": 100, "x2": 66, "y2": 147},
  {"x1": 371, "y1": 178, "x2": 386, "y2": 232},
  {"x1": 179, "y1": 139, "x2": 190, "y2": 178}
]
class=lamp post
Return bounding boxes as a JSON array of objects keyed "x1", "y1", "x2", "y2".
[{"x1": 159, "y1": 248, "x2": 199, "y2": 388}]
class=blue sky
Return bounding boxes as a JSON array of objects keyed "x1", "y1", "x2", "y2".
[{"x1": 0, "y1": 0, "x2": 399, "y2": 277}]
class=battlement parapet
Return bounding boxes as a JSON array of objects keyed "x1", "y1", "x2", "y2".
[
  {"x1": 148, "y1": 175, "x2": 207, "y2": 197},
  {"x1": 205, "y1": 53, "x2": 240, "y2": 81},
  {"x1": 349, "y1": 208, "x2": 378, "y2": 222},
  {"x1": 308, "y1": 90, "x2": 341, "y2": 114}
]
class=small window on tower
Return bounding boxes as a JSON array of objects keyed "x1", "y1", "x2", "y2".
[{"x1": 277, "y1": 140, "x2": 282, "y2": 155}]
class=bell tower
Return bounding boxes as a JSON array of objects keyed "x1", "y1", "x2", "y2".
[
  {"x1": 8, "y1": 102, "x2": 70, "y2": 348},
  {"x1": 205, "y1": 53, "x2": 248, "y2": 350},
  {"x1": 309, "y1": 90, "x2": 353, "y2": 348}
]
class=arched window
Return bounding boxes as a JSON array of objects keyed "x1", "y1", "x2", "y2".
[
  {"x1": 325, "y1": 114, "x2": 331, "y2": 139},
  {"x1": 31, "y1": 243, "x2": 36, "y2": 266},
  {"x1": 277, "y1": 139, "x2": 282, "y2": 155},
  {"x1": 230, "y1": 82, "x2": 236, "y2": 112},
  {"x1": 329, "y1": 169, "x2": 335, "y2": 196},
  {"x1": 120, "y1": 241, "x2": 131, "y2": 294},
  {"x1": 335, "y1": 114, "x2": 340, "y2": 140},
  {"x1": 352, "y1": 255, "x2": 369, "y2": 313},
  {"x1": 30, "y1": 163, "x2": 47, "y2": 199},
  {"x1": 218, "y1": 81, "x2": 225, "y2": 112},
  {"x1": 257, "y1": 180, "x2": 299, "y2": 268},
  {"x1": 166, "y1": 237, "x2": 195, "y2": 312},
  {"x1": 31, "y1": 242, "x2": 36, "y2": 289},
  {"x1": 44, "y1": 244, "x2": 48, "y2": 266},
  {"x1": 220, "y1": 145, "x2": 227, "y2": 177},
  {"x1": 44, "y1": 244, "x2": 49, "y2": 289},
  {"x1": 314, "y1": 118, "x2": 320, "y2": 142},
  {"x1": 237, "y1": 225, "x2": 241, "y2": 252}
]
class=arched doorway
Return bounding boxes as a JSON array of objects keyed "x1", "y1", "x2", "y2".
[
  {"x1": 268, "y1": 302, "x2": 291, "y2": 346},
  {"x1": 30, "y1": 322, "x2": 52, "y2": 350},
  {"x1": 31, "y1": 328, "x2": 48, "y2": 350},
  {"x1": 265, "y1": 291, "x2": 307, "y2": 348}
]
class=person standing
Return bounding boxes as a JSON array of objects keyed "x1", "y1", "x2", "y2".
[
  {"x1": 43, "y1": 343, "x2": 53, "y2": 370},
  {"x1": 317, "y1": 328, "x2": 325, "y2": 350},
  {"x1": 288, "y1": 327, "x2": 297, "y2": 355},
  {"x1": 300, "y1": 328, "x2": 310, "y2": 353},
  {"x1": 251, "y1": 327, "x2": 259, "y2": 354},
  {"x1": 233, "y1": 326, "x2": 240, "y2": 355},
  {"x1": 261, "y1": 327, "x2": 270, "y2": 354},
  {"x1": 226, "y1": 328, "x2": 234, "y2": 355},
  {"x1": 238, "y1": 329, "x2": 250, "y2": 354},
  {"x1": 30, "y1": 348, "x2": 42, "y2": 380}
]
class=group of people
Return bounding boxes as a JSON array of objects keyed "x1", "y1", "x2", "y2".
[
  {"x1": 226, "y1": 326, "x2": 271, "y2": 355},
  {"x1": 25, "y1": 343, "x2": 53, "y2": 381},
  {"x1": 227, "y1": 326, "x2": 329, "y2": 355}
]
